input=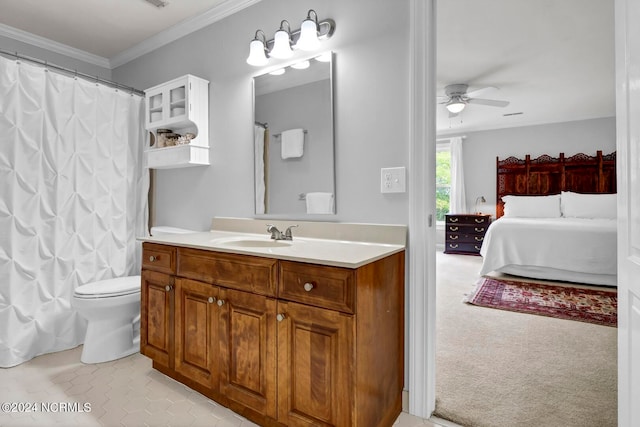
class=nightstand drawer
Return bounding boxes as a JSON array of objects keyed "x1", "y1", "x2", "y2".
[{"x1": 444, "y1": 214, "x2": 491, "y2": 255}]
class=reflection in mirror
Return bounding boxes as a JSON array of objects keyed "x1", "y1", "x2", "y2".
[{"x1": 253, "y1": 52, "x2": 335, "y2": 215}]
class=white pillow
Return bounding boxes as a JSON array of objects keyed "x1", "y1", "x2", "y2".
[
  {"x1": 502, "y1": 194, "x2": 561, "y2": 218},
  {"x1": 561, "y1": 191, "x2": 617, "y2": 219}
]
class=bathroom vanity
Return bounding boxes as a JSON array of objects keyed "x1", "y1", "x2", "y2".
[{"x1": 139, "y1": 218, "x2": 406, "y2": 427}]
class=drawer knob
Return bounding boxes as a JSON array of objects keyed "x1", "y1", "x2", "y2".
[
  {"x1": 276, "y1": 313, "x2": 286, "y2": 322},
  {"x1": 165, "y1": 285, "x2": 173, "y2": 292},
  {"x1": 217, "y1": 299, "x2": 225, "y2": 307},
  {"x1": 449, "y1": 235, "x2": 458, "y2": 240},
  {"x1": 149, "y1": 255, "x2": 157, "y2": 262},
  {"x1": 303, "y1": 282, "x2": 314, "y2": 292},
  {"x1": 475, "y1": 236, "x2": 484, "y2": 241},
  {"x1": 208, "y1": 297, "x2": 215, "y2": 304},
  {"x1": 449, "y1": 244, "x2": 459, "y2": 249},
  {"x1": 475, "y1": 227, "x2": 485, "y2": 232},
  {"x1": 450, "y1": 217, "x2": 459, "y2": 222},
  {"x1": 475, "y1": 245, "x2": 481, "y2": 250},
  {"x1": 475, "y1": 218, "x2": 485, "y2": 223},
  {"x1": 450, "y1": 226, "x2": 459, "y2": 231}
]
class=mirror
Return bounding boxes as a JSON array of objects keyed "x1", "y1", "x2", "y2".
[{"x1": 253, "y1": 52, "x2": 335, "y2": 216}]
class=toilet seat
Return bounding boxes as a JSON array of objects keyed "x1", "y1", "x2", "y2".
[{"x1": 74, "y1": 276, "x2": 141, "y2": 299}]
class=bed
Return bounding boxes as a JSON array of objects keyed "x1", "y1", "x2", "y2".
[{"x1": 479, "y1": 151, "x2": 618, "y2": 287}]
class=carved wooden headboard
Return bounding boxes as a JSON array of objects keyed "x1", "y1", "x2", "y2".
[{"x1": 496, "y1": 150, "x2": 617, "y2": 218}]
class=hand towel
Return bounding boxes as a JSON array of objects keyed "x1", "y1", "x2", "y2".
[
  {"x1": 281, "y1": 128, "x2": 304, "y2": 159},
  {"x1": 306, "y1": 192, "x2": 334, "y2": 214}
]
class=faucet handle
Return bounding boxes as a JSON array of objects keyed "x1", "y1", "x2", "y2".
[
  {"x1": 285, "y1": 224, "x2": 298, "y2": 239},
  {"x1": 266, "y1": 224, "x2": 282, "y2": 240}
]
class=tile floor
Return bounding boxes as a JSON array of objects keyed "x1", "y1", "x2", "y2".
[{"x1": 0, "y1": 347, "x2": 449, "y2": 427}]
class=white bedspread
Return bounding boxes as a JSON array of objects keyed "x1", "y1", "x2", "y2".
[{"x1": 480, "y1": 217, "x2": 617, "y2": 286}]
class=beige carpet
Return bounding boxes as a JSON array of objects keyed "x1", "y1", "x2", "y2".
[{"x1": 434, "y1": 251, "x2": 617, "y2": 427}]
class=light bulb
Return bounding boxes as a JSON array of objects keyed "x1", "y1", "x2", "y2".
[
  {"x1": 246, "y1": 39, "x2": 268, "y2": 66},
  {"x1": 291, "y1": 60, "x2": 310, "y2": 70},
  {"x1": 295, "y1": 19, "x2": 320, "y2": 51},
  {"x1": 270, "y1": 29, "x2": 293, "y2": 59}
]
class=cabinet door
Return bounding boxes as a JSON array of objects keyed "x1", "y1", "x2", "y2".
[
  {"x1": 277, "y1": 301, "x2": 354, "y2": 427},
  {"x1": 218, "y1": 288, "x2": 277, "y2": 419},
  {"x1": 140, "y1": 270, "x2": 174, "y2": 369},
  {"x1": 174, "y1": 278, "x2": 219, "y2": 391}
]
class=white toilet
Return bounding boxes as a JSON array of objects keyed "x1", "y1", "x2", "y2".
[
  {"x1": 72, "y1": 276, "x2": 142, "y2": 364},
  {"x1": 72, "y1": 226, "x2": 195, "y2": 364}
]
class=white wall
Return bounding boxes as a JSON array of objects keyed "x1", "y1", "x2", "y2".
[
  {"x1": 111, "y1": 0, "x2": 410, "y2": 231},
  {"x1": 457, "y1": 117, "x2": 616, "y2": 217}
]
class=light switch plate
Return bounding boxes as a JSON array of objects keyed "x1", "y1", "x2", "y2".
[{"x1": 381, "y1": 167, "x2": 406, "y2": 193}]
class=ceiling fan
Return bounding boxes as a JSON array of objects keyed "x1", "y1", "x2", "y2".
[{"x1": 438, "y1": 84, "x2": 510, "y2": 116}]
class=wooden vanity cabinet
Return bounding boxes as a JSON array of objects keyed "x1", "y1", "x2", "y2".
[{"x1": 140, "y1": 242, "x2": 404, "y2": 427}]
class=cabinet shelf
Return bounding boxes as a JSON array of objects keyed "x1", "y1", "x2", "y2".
[{"x1": 144, "y1": 74, "x2": 209, "y2": 169}]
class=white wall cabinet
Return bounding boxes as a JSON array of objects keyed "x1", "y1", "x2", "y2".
[{"x1": 144, "y1": 75, "x2": 209, "y2": 169}]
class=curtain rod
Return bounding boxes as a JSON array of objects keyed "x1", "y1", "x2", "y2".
[
  {"x1": 255, "y1": 121, "x2": 268, "y2": 128},
  {"x1": 0, "y1": 48, "x2": 145, "y2": 96},
  {"x1": 436, "y1": 135, "x2": 467, "y2": 142}
]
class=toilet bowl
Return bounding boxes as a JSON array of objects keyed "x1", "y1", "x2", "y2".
[
  {"x1": 72, "y1": 276, "x2": 142, "y2": 364},
  {"x1": 72, "y1": 226, "x2": 196, "y2": 364}
]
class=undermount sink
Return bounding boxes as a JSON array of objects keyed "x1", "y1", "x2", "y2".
[{"x1": 211, "y1": 236, "x2": 293, "y2": 248}]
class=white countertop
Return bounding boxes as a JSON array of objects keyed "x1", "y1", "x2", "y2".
[{"x1": 139, "y1": 230, "x2": 405, "y2": 269}]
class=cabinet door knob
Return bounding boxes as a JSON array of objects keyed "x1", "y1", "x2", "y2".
[
  {"x1": 149, "y1": 255, "x2": 157, "y2": 262},
  {"x1": 208, "y1": 297, "x2": 215, "y2": 304},
  {"x1": 303, "y1": 282, "x2": 314, "y2": 292},
  {"x1": 217, "y1": 299, "x2": 225, "y2": 307},
  {"x1": 165, "y1": 285, "x2": 173, "y2": 292},
  {"x1": 276, "y1": 313, "x2": 286, "y2": 322}
]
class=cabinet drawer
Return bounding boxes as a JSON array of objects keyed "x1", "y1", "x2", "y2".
[
  {"x1": 446, "y1": 224, "x2": 487, "y2": 234},
  {"x1": 142, "y1": 243, "x2": 177, "y2": 274},
  {"x1": 447, "y1": 233, "x2": 485, "y2": 244},
  {"x1": 177, "y1": 248, "x2": 277, "y2": 297},
  {"x1": 279, "y1": 261, "x2": 355, "y2": 313},
  {"x1": 444, "y1": 242, "x2": 483, "y2": 254}
]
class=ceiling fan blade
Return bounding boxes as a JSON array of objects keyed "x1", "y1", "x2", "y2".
[
  {"x1": 467, "y1": 98, "x2": 510, "y2": 108},
  {"x1": 466, "y1": 86, "x2": 498, "y2": 98}
]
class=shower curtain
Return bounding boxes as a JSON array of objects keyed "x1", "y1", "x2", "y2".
[
  {"x1": 254, "y1": 125, "x2": 266, "y2": 214},
  {"x1": 0, "y1": 55, "x2": 149, "y2": 367}
]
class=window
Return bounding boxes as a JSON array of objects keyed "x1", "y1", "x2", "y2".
[{"x1": 436, "y1": 143, "x2": 451, "y2": 222}]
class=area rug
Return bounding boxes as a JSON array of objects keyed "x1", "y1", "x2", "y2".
[{"x1": 465, "y1": 277, "x2": 617, "y2": 327}]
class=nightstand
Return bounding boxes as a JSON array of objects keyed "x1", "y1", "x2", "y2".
[{"x1": 444, "y1": 214, "x2": 491, "y2": 255}]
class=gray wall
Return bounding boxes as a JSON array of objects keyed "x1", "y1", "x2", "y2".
[
  {"x1": 457, "y1": 117, "x2": 616, "y2": 217},
  {"x1": 112, "y1": 0, "x2": 410, "y2": 231},
  {"x1": 256, "y1": 79, "x2": 334, "y2": 215},
  {"x1": 0, "y1": 35, "x2": 112, "y2": 80}
]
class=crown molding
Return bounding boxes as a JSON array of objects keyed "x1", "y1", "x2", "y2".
[
  {"x1": 0, "y1": 0, "x2": 261, "y2": 70},
  {"x1": 110, "y1": 0, "x2": 262, "y2": 68},
  {"x1": 0, "y1": 23, "x2": 111, "y2": 69}
]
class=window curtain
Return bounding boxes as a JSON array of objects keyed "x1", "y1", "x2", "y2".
[
  {"x1": 449, "y1": 136, "x2": 467, "y2": 214},
  {"x1": 0, "y1": 55, "x2": 149, "y2": 367}
]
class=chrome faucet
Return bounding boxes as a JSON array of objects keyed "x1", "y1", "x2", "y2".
[{"x1": 266, "y1": 224, "x2": 298, "y2": 240}]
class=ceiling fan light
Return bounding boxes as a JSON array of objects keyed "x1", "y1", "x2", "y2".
[{"x1": 446, "y1": 101, "x2": 466, "y2": 114}]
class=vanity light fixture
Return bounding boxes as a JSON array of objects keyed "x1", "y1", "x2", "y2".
[
  {"x1": 246, "y1": 30, "x2": 269, "y2": 66},
  {"x1": 290, "y1": 60, "x2": 310, "y2": 70},
  {"x1": 270, "y1": 20, "x2": 294, "y2": 59},
  {"x1": 269, "y1": 68, "x2": 286, "y2": 76},
  {"x1": 295, "y1": 10, "x2": 321, "y2": 51},
  {"x1": 315, "y1": 52, "x2": 332, "y2": 62},
  {"x1": 246, "y1": 9, "x2": 335, "y2": 67}
]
